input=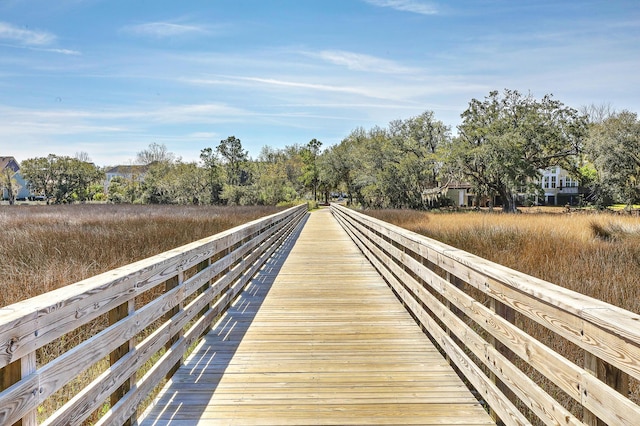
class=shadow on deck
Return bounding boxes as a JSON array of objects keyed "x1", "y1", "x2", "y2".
[{"x1": 139, "y1": 215, "x2": 308, "y2": 425}]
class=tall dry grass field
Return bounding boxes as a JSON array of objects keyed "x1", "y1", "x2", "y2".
[
  {"x1": 365, "y1": 209, "x2": 640, "y2": 314},
  {"x1": 0, "y1": 204, "x2": 283, "y2": 307},
  {"x1": 366, "y1": 208, "x2": 640, "y2": 419},
  {"x1": 0, "y1": 204, "x2": 283, "y2": 422}
]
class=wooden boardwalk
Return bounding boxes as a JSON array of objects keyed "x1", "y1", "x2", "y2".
[{"x1": 140, "y1": 208, "x2": 494, "y2": 425}]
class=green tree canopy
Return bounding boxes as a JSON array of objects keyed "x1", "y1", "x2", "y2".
[
  {"x1": 20, "y1": 155, "x2": 104, "y2": 203},
  {"x1": 200, "y1": 147, "x2": 223, "y2": 204},
  {"x1": 452, "y1": 89, "x2": 588, "y2": 212},
  {"x1": 136, "y1": 142, "x2": 175, "y2": 165},
  {"x1": 319, "y1": 112, "x2": 450, "y2": 209},
  {"x1": 217, "y1": 136, "x2": 249, "y2": 186},
  {"x1": 300, "y1": 138, "x2": 322, "y2": 201},
  {"x1": 135, "y1": 143, "x2": 176, "y2": 203},
  {"x1": 386, "y1": 111, "x2": 450, "y2": 208},
  {"x1": 585, "y1": 110, "x2": 640, "y2": 207},
  {"x1": 253, "y1": 147, "x2": 299, "y2": 205}
]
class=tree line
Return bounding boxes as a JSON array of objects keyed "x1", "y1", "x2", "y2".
[{"x1": 8, "y1": 89, "x2": 640, "y2": 212}]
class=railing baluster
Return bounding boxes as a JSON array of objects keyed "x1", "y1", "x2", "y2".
[
  {"x1": 444, "y1": 271, "x2": 464, "y2": 364},
  {"x1": 488, "y1": 298, "x2": 516, "y2": 423},
  {"x1": 198, "y1": 259, "x2": 213, "y2": 338},
  {"x1": 109, "y1": 299, "x2": 135, "y2": 426},
  {"x1": 0, "y1": 360, "x2": 19, "y2": 426},
  {"x1": 0, "y1": 353, "x2": 37, "y2": 426},
  {"x1": 583, "y1": 352, "x2": 599, "y2": 426},
  {"x1": 0, "y1": 353, "x2": 36, "y2": 426},
  {"x1": 165, "y1": 272, "x2": 184, "y2": 380},
  {"x1": 21, "y1": 353, "x2": 36, "y2": 426},
  {"x1": 584, "y1": 351, "x2": 630, "y2": 426}
]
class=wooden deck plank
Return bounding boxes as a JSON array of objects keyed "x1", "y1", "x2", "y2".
[{"x1": 140, "y1": 208, "x2": 494, "y2": 425}]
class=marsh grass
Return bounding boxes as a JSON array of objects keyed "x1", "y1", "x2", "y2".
[
  {"x1": 366, "y1": 208, "x2": 640, "y2": 420},
  {"x1": 366, "y1": 209, "x2": 640, "y2": 312},
  {"x1": 0, "y1": 204, "x2": 282, "y2": 306},
  {"x1": 0, "y1": 203, "x2": 283, "y2": 423}
]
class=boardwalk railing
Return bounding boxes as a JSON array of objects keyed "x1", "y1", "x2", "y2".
[
  {"x1": 332, "y1": 203, "x2": 640, "y2": 426},
  {"x1": 0, "y1": 204, "x2": 307, "y2": 426}
]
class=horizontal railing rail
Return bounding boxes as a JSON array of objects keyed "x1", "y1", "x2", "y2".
[
  {"x1": 0, "y1": 203, "x2": 307, "y2": 426},
  {"x1": 331, "y1": 203, "x2": 640, "y2": 426}
]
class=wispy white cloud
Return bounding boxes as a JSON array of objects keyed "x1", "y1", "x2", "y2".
[
  {"x1": 0, "y1": 21, "x2": 55, "y2": 45},
  {"x1": 188, "y1": 131, "x2": 218, "y2": 139},
  {"x1": 0, "y1": 21, "x2": 80, "y2": 55},
  {"x1": 0, "y1": 103, "x2": 248, "y2": 128},
  {"x1": 306, "y1": 50, "x2": 419, "y2": 74},
  {"x1": 206, "y1": 75, "x2": 393, "y2": 100},
  {"x1": 362, "y1": 0, "x2": 438, "y2": 15},
  {"x1": 46, "y1": 48, "x2": 81, "y2": 55},
  {"x1": 122, "y1": 21, "x2": 209, "y2": 38},
  {"x1": 0, "y1": 102, "x2": 250, "y2": 137},
  {"x1": 0, "y1": 102, "x2": 250, "y2": 163},
  {"x1": 26, "y1": 46, "x2": 81, "y2": 55},
  {"x1": 145, "y1": 103, "x2": 248, "y2": 122}
]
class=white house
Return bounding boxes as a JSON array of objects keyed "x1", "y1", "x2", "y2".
[
  {"x1": 1, "y1": 156, "x2": 32, "y2": 201},
  {"x1": 443, "y1": 168, "x2": 584, "y2": 208},
  {"x1": 539, "y1": 167, "x2": 582, "y2": 205},
  {"x1": 104, "y1": 164, "x2": 150, "y2": 192}
]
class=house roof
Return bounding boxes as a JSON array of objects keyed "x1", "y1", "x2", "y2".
[
  {"x1": 0, "y1": 156, "x2": 19, "y2": 173},
  {"x1": 105, "y1": 164, "x2": 149, "y2": 174},
  {"x1": 448, "y1": 182, "x2": 473, "y2": 190}
]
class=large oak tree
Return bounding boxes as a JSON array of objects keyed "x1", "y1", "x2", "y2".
[
  {"x1": 452, "y1": 89, "x2": 588, "y2": 212},
  {"x1": 217, "y1": 136, "x2": 249, "y2": 186},
  {"x1": 20, "y1": 155, "x2": 103, "y2": 203},
  {"x1": 586, "y1": 110, "x2": 640, "y2": 208}
]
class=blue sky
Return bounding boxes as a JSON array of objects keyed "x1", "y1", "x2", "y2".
[{"x1": 1, "y1": 0, "x2": 639, "y2": 166}]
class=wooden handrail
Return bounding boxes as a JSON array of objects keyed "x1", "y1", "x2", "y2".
[
  {"x1": 331, "y1": 203, "x2": 640, "y2": 426},
  {"x1": 0, "y1": 204, "x2": 307, "y2": 426}
]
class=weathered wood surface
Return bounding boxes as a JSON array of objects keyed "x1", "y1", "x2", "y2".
[
  {"x1": 140, "y1": 208, "x2": 493, "y2": 425},
  {"x1": 331, "y1": 203, "x2": 640, "y2": 426}
]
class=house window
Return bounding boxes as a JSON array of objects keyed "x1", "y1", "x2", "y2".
[
  {"x1": 543, "y1": 177, "x2": 549, "y2": 189},
  {"x1": 551, "y1": 176, "x2": 556, "y2": 188}
]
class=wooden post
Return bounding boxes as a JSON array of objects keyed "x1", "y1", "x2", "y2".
[
  {"x1": 198, "y1": 259, "x2": 212, "y2": 337},
  {"x1": 223, "y1": 246, "x2": 233, "y2": 293},
  {"x1": 444, "y1": 271, "x2": 453, "y2": 364},
  {"x1": 0, "y1": 360, "x2": 20, "y2": 426},
  {"x1": 0, "y1": 355, "x2": 35, "y2": 426},
  {"x1": 444, "y1": 272, "x2": 465, "y2": 363},
  {"x1": 583, "y1": 352, "x2": 629, "y2": 426},
  {"x1": 165, "y1": 272, "x2": 184, "y2": 380},
  {"x1": 21, "y1": 354, "x2": 36, "y2": 426},
  {"x1": 109, "y1": 299, "x2": 135, "y2": 426},
  {"x1": 489, "y1": 298, "x2": 516, "y2": 424}
]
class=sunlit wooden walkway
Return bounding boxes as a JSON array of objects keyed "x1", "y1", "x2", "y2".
[{"x1": 140, "y1": 208, "x2": 493, "y2": 425}]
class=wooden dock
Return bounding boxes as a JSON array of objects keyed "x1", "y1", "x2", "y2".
[{"x1": 140, "y1": 208, "x2": 494, "y2": 425}]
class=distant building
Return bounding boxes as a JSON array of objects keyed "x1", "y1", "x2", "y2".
[
  {"x1": 0, "y1": 156, "x2": 32, "y2": 200},
  {"x1": 446, "y1": 182, "x2": 474, "y2": 207},
  {"x1": 104, "y1": 164, "x2": 150, "y2": 192},
  {"x1": 0, "y1": 156, "x2": 19, "y2": 174},
  {"x1": 443, "y1": 167, "x2": 586, "y2": 209},
  {"x1": 539, "y1": 167, "x2": 584, "y2": 205}
]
